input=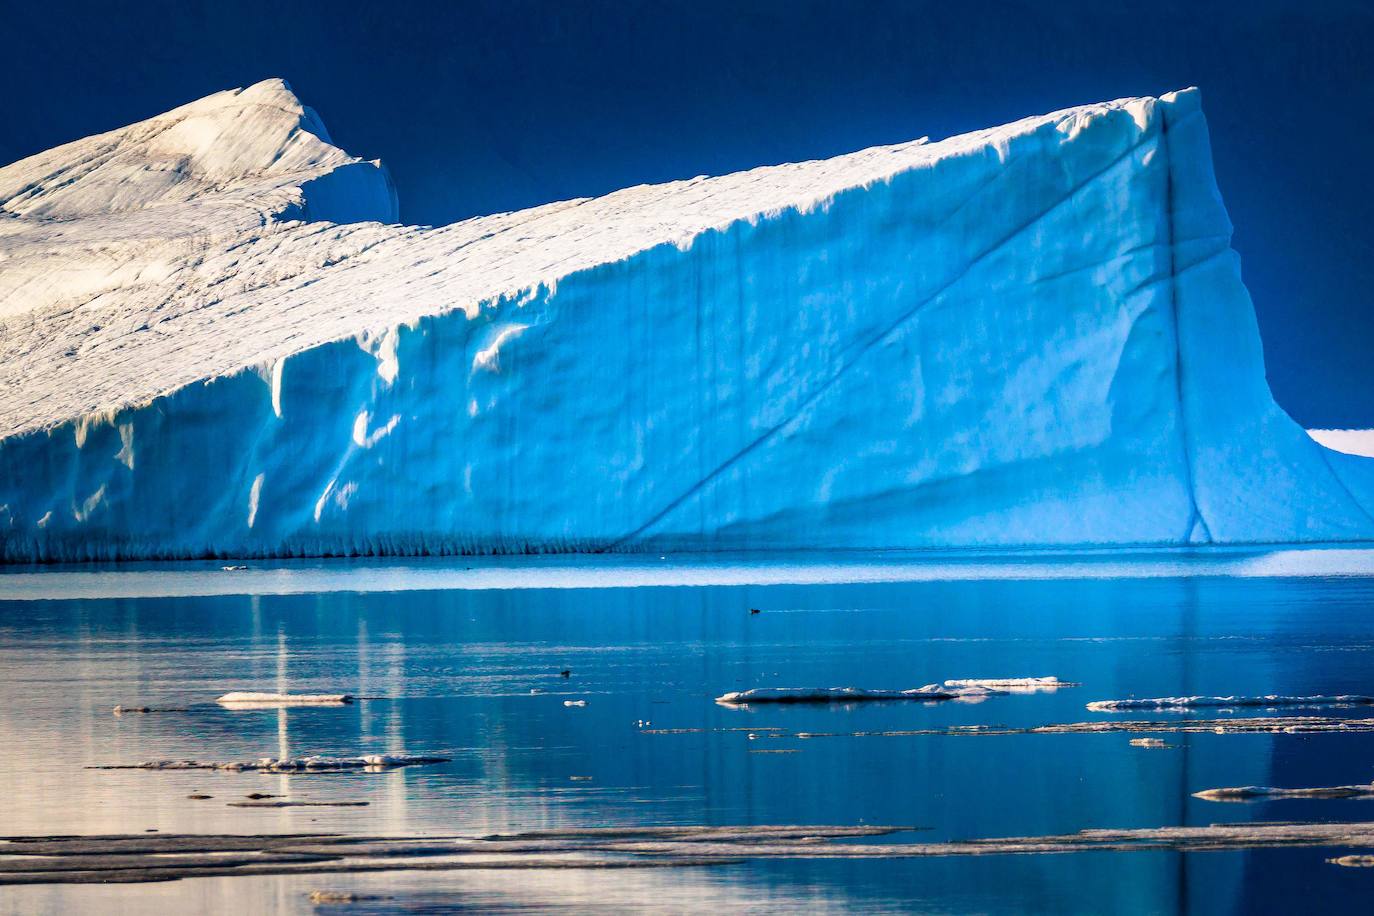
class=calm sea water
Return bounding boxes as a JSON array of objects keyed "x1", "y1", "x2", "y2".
[{"x1": 3, "y1": 550, "x2": 1374, "y2": 913}]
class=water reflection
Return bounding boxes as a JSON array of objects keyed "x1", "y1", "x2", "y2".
[{"x1": 3, "y1": 568, "x2": 1374, "y2": 913}]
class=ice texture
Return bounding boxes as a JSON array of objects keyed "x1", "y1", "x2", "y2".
[
  {"x1": 90, "y1": 754, "x2": 449, "y2": 771},
  {"x1": 1087, "y1": 695, "x2": 1374, "y2": 711},
  {"x1": 215, "y1": 691, "x2": 353, "y2": 707},
  {"x1": 1308, "y1": 429, "x2": 1374, "y2": 459},
  {"x1": 1194, "y1": 783, "x2": 1374, "y2": 802},
  {"x1": 3, "y1": 81, "x2": 1373, "y2": 560},
  {"x1": 715, "y1": 685, "x2": 989, "y2": 704}
]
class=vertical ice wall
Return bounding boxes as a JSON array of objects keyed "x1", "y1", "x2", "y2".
[{"x1": 0, "y1": 87, "x2": 1371, "y2": 559}]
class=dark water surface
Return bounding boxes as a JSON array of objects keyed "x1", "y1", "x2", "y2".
[{"x1": 3, "y1": 552, "x2": 1374, "y2": 913}]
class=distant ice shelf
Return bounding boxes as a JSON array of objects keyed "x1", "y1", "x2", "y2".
[{"x1": 2, "y1": 79, "x2": 1372, "y2": 560}]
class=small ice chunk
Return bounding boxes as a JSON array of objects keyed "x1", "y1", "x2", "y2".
[
  {"x1": 1329, "y1": 855, "x2": 1374, "y2": 868},
  {"x1": 216, "y1": 692, "x2": 353, "y2": 707},
  {"x1": 942, "y1": 676, "x2": 1076, "y2": 691},
  {"x1": 563, "y1": 699, "x2": 587, "y2": 707},
  {"x1": 1088, "y1": 694, "x2": 1374, "y2": 711},
  {"x1": 1129, "y1": 737, "x2": 1169, "y2": 748},
  {"x1": 91, "y1": 753, "x2": 449, "y2": 772},
  {"x1": 1193, "y1": 783, "x2": 1374, "y2": 802},
  {"x1": 715, "y1": 685, "x2": 972, "y2": 705}
]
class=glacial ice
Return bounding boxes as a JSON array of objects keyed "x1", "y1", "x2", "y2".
[
  {"x1": 1308, "y1": 429, "x2": 1374, "y2": 459},
  {"x1": 3, "y1": 79, "x2": 1373, "y2": 560}
]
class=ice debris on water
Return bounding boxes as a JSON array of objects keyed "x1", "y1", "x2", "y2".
[
  {"x1": 230, "y1": 800, "x2": 371, "y2": 808},
  {"x1": 1193, "y1": 783, "x2": 1374, "y2": 802},
  {"x1": 717, "y1": 677, "x2": 1069, "y2": 705},
  {"x1": 563, "y1": 700, "x2": 587, "y2": 707},
  {"x1": 1129, "y1": 738, "x2": 1169, "y2": 749},
  {"x1": 716, "y1": 685, "x2": 991, "y2": 705},
  {"x1": 217, "y1": 692, "x2": 354, "y2": 707},
  {"x1": 941, "y1": 677, "x2": 1075, "y2": 690},
  {"x1": 1329, "y1": 855, "x2": 1374, "y2": 868},
  {"x1": 1087, "y1": 695, "x2": 1374, "y2": 711},
  {"x1": 89, "y1": 754, "x2": 450, "y2": 772}
]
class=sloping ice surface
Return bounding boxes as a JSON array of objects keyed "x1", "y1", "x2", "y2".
[{"x1": 1, "y1": 81, "x2": 1371, "y2": 559}]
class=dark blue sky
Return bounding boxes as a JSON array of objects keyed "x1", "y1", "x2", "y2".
[{"x1": 4, "y1": 0, "x2": 1371, "y2": 426}]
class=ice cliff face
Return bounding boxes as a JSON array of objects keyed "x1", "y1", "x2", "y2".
[{"x1": 1, "y1": 80, "x2": 1371, "y2": 560}]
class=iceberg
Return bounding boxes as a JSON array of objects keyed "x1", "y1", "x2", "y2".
[{"x1": 2, "y1": 79, "x2": 1373, "y2": 560}]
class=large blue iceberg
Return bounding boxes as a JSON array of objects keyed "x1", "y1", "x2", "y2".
[{"x1": 1, "y1": 80, "x2": 1371, "y2": 560}]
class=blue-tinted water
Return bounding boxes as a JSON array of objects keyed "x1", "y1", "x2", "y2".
[{"x1": 3, "y1": 552, "x2": 1374, "y2": 913}]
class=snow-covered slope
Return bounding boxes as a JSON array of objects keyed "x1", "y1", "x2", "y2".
[{"x1": 1, "y1": 80, "x2": 1371, "y2": 560}]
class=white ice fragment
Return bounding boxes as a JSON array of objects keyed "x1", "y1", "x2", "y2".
[
  {"x1": 216, "y1": 692, "x2": 353, "y2": 707},
  {"x1": 95, "y1": 753, "x2": 449, "y2": 772},
  {"x1": 1088, "y1": 695, "x2": 1374, "y2": 712},
  {"x1": 1330, "y1": 856, "x2": 1374, "y2": 868},
  {"x1": 1194, "y1": 783, "x2": 1374, "y2": 802},
  {"x1": 563, "y1": 699, "x2": 587, "y2": 707},
  {"x1": 942, "y1": 677, "x2": 1074, "y2": 690},
  {"x1": 715, "y1": 685, "x2": 975, "y2": 705}
]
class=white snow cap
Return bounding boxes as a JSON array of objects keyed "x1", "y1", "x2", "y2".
[
  {"x1": 0, "y1": 80, "x2": 1163, "y2": 437},
  {"x1": 0, "y1": 78, "x2": 368, "y2": 219}
]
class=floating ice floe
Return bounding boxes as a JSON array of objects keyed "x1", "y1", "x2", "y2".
[
  {"x1": 1193, "y1": 783, "x2": 1374, "y2": 802},
  {"x1": 11, "y1": 821, "x2": 1374, "y2": 886},
  {"x1": 1129, "y1": 738, "x2": 1169, "y2": 749},
  {"x1": 715, "y1": 677, "x2": 1073, "y2": 705},
  {"x1": 715, "y1": 685, "x2": 997, "y2": 705},
  {"x1": 646, "y1": 716, "x2": 1374, "y2": 739},
  {"x1": 941, "y1": 677, "x2": 1075, "y2": 690},
  {"x1": 89, "y1": 754, "x2": 449, "y2": 772},
  {"x1": 1329, "y1": 855, "x2": 1374, "y2": 868},
  {"x1": 229, "y1": 800, "x2": 371, "y2": 808},
  {"x1": 216, "y1": 692, "x2": 353, "y2": 707},
  {"x1": 563, "y1": 699, "x2": 587, "y2": 707},
  {"x1": 1087, "y1": 695, "x2": 1374, "y2": 711}
]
